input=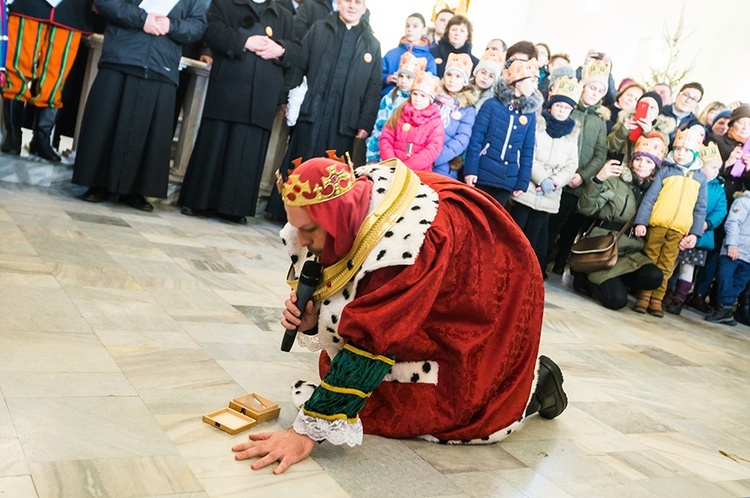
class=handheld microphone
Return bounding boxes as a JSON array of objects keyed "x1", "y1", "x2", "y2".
[{"x1": 281, "y1": 260, "x2": 323, "y2": 352}]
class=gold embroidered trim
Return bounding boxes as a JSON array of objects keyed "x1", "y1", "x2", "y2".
[
  {"x1": 343, "y1": 343, "x2": 396, "y2": 366},
  {"x1": 287, "y1": 159, "x2": 421, "y2": 302},
  {"x1": 302, "y1": 408, "x2": 359, "y2": 424},
  {"x1": 320, "y1": 381, "x2": 371, "y2": 399}
]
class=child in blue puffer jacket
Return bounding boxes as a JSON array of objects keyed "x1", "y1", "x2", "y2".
[
  {"x1": 706, "y1": 190, "x2": 750, "y2": 326},
  {"x1": 463, "y1": 57, "x2": 543, "y2": 207},
  {"x1": 665, "y1": 142, "x2": 727, "y2": 315}
]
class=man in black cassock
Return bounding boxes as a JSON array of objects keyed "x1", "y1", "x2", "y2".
[
  {"x1": 72, "y1": 0, "x2": 207, "y2": 212},
  {"x1": 267, "y1": 0, "x2": 380, "y2": 221}
]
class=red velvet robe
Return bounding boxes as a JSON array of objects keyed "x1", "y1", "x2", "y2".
[{"x1": 319, "y1": 172, "x2": 544, "y2": 442}]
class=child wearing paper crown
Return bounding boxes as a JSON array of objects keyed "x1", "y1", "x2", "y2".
[
  {"x1": 665, "y1": 142, "x2": 727, "y2": 315},
  {"x1": 432, "y1": 53, "x2": 478, "y2": 179},
  {"x1": 705, "y1": 185, "x2": 750, "y2": 326},
  {"x1": 510, "y1": 76, "x2": 581, "y2": 272},
  {"x1": 366, "y1": 52, "x2": 427, "y2": 164},
  {"x1": 378, "y1": 72, "x2": 444, "y2": 172},
  {"x1": 472, "y1": 50, "x2": 503, "y2": 112},
  {"x1": 546, "y1": 59, "x2": 610, "y2": 272},
  {"x1": 633, "y1": 126, "x2": 708, "y2": 317},
  {"x1": 464, "y1": 57, "x2": 543, "y2": 206}
]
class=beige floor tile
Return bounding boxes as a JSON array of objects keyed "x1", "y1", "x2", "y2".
[
  {"x1": 0, "y1": 372, "x2": 136, "y2": 398},
  {"x1": 8, "y1": 397, "x2": 176, "y2": 463},
  {"x1": 0, "y1": 476, "x2": 37, "y2": 498},
  {"x1": 0, "y1": 331, "x2": 119, "y2": 373},
  {"x1": 30, "y1": 455, "x2": 202, "y2": 498},
  {"x1": 0, "y1": 437, "x2": 30, "y2": 476}
]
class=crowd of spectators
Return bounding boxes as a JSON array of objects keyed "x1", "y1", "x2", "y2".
[{"x1": 1, "y1": 0, "x2": 750, "y2": 324}]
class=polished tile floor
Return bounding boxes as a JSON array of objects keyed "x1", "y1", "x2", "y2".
[{"x1": 1, "y1": 154, "x2": 750, "y2": 497}]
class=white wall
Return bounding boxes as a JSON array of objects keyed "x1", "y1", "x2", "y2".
[{"x1": 367, "y1": 0, "x2": 747, "y2": 107}]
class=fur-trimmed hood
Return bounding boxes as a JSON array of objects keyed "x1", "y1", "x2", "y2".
[
  {"x1": 494, "y1": 77, "x2": 544, "y2": 114},
  {"x1": 617, "y1": 108, "x2": 677, "y2": 138},
  {"x1": 576, "y1": 100, "x2": 611, "y2": 122},
  {"x1": 437, "y1": 84, "x2": 479, "y2": 108}
]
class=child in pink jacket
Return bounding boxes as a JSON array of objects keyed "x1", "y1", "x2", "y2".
[{"x1": 379, "y1": 72, "x2": 444, "y2": 171}]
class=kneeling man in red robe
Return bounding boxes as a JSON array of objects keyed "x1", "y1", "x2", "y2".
[{"x1": 233, "y1": 154, "x2": 568, "y2": 473}]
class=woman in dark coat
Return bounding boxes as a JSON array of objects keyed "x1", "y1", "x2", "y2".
[
  {"x1": 429, "y1": 15, "x2": 477, "y2": 78},
  {"x1": 73, "y1": 0, "x2": 207, "y2": 211},
  {"x1": 179, "y1": 0, "x2": 299, "y2": 224}
]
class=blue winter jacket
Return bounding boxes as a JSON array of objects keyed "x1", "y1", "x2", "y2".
[
  {"x1": 381, "y1": 38, "x2": 437, "y2": 96},
  {"x1": 432, "y1": 88, "x2": 477, "y2": 179},
  {"x1": 463, "y1": 78, "x2": 543, "y2": 192},
  {"x1": 696, "y1": 177, "x2": 728, "y2": 250}
]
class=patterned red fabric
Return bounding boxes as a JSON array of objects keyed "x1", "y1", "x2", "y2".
[{"x1": 318, "y1": 172, "x2": 544, "y2": 441}]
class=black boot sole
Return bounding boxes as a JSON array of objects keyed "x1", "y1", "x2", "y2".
[{"x1": 537, "y1": 355, "x2": 568, "y2": 419}]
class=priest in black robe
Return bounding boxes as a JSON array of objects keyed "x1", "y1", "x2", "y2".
[
  {"x1": 266, "y1": 0, "x2": 380, "y2": 221},
  {"x1": 72, "y1": 0, "x2": 207, "y2": 212}
]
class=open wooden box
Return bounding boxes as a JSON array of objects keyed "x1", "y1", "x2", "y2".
[
  {"x1": 202, "y1": 407, "x2": 257, "y2": 435},
  {"x1": 229, "y1": 393, "x2": 281, "y2": 423}
]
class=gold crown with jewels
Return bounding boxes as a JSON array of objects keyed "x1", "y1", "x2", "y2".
[
  {"x1": 699, "y1": 141, "x2": 722, "y2": 166},
  {"x1": 276, "y1": 151, "x2": 356, "y2": 207},
  {"x1": 581, "y1": 59, "x2": 610, "y2": 85},
  {"x1": 550, "y1": 76, "x2": 583, "y2": 104}
]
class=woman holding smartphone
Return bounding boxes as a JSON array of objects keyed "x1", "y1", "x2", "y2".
[
  {"x1": 607, "y1": 91, "x2": 675, "y2": 165},
  {"x1": 573, "y1": 135, "x2": 667, "y2": 310}
]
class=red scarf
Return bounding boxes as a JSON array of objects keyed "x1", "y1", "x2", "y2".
[{"x1": 308, "y1": 176, "x2": 373, "y2": 267}]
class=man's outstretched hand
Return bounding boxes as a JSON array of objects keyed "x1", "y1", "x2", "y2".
[{"x1": 232, "y1": 429, "x2": 316, "y2": 474}]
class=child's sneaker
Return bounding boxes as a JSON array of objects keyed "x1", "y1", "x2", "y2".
[{"x1": 705, "y1": 305, "x2": 737, "y2": 326}]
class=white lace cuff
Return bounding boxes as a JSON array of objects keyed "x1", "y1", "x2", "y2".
[
  {"x1": 297, "y1": 332, "x2": 322, "y2": 352},
  {"x1": 292, "y1": 409, "x2": 363, "y2": 447}
]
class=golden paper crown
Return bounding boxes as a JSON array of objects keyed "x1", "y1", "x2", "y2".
[
  {"x1": 444, "y1": 53, "x2": 474, "y2": 82},
  {"x1": 412, "y1": 71, "x2": 440, "y2": 99},
  {"x1": 633, "y1": 134, "x2": 667, "y2": 162},
  {"x1": 673, "y1": 127, "x2": 704, "y2": 151},
  {"x1": 580, "y1": 60, "x2": 610, "y2": 88},
  {"x1": 398, "y1": 51, "x2": 428, "y2": 76},
  {"x1": 276, "y1": 151, "x2": 356, "y2": 207},
  {"x1": 502, "y1": 58, "x2": 538, "y2": 85},
  {"x1": 549, "y1": 76, "x2": 583, "y2": 104},
  {"x1": 699, "y1": 141, "x2": 722, "y2": 166}
]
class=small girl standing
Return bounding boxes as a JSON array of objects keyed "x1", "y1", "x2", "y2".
[
  {"x1": 366, "y1": 52, "x2": 426, "y2": 164},
  {"x1": 379, "y1": 72, "x2": 444, "y2": 171},
  {"x1": 433, "y1": 53, "x2": 478, "y2": 179},
  {"x1": 472, "y1": 50, "x2": 503, "y2": 112},
  {"x1": 511, "y1": 76, "x2": 581, "y2": 271}
]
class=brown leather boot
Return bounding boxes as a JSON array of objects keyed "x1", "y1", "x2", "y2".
[
  {"x1": 647, "y1": 297, "x2": 664, "y2": 318},
  {"x1": 633, "y1": 291, "x2": 650, "y2": 313}
]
